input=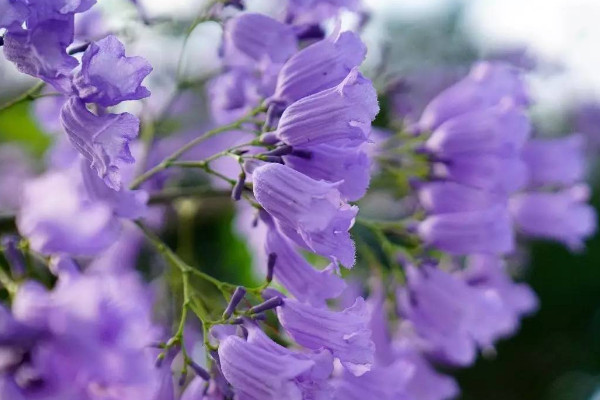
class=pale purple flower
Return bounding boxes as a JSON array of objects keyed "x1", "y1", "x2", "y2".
[
  {"x1": 417, "y1": 181, "x2": 504, "y2": 215},
  {"x1": 253, "y1": 163, "x2": 358, "y2": 268},
  {"x1": 419, "y1": 61, "x2": 529, "y2": 132},
  {"x1": 418, "y1": 205, "x2": 514, "y2": 255},
  {"x1": 73, "y1": 35, "x2": 152, "y2": 107},
  {"x1": 271, "y1": 29, "x2": 366, "y2": 105},
  {"x1": 461, "y1": 255, "x2": 538, "y2": 349},
  {"x1": 431, "y1": 154, "x2": 528, "y2": 195},
  {"x1": 510, "y1": 185, "x2": 597, "y2": 250},
  {"x1": 521, "y1": 134, "x2": 586, "y2": 187},
  {"x1": 208, "y1": 69, "x2": 264, "y2": 124},
  {"x1": 394, "y1": 339, "x2": 460, "y2": 400},
  {"x1": 79, "y1": 159, "x2": 148, "y2": 219},
  {"x1": 217, "y1": 334, "x2": 317, "y2": 400},
  {"x1": 17, "y1": 170, "x2": 119, "y2": 256},
  {"x1": 263, "y1": 214, "x2": 346, "y2": 306},
  {"x1": 60, "y1": 96, "x2": 140, "y2": 190},
  {"x1": 1, "y1": 269, "x2": 162, "y2": 400},
  {"x1": 424, "y1": 102, "x2": 530, "y2": 159},
  {"x1": 333, "y1": 360, "x2": 413, "y2": 400},
  {"x1": 397, "y1": 265, "x2": 477, "y2": 367},
  {"x1": 223, "y1": 13, "x2": 297, "y2": 66},
  {"x1": 277, "y1": 297, "x2": 374, "y2": 376},
  {"x1": 3, "y1": 20, "x2": 78, "y2": 92},
  {"x1": 0, "y1": 0, "x2": 28, "y2": 30},
  {"x1": 276, "y1": 68, "x2": 379, "y2": 147}
]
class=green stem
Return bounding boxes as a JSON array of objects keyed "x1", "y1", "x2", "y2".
[
  {"x1": 0, "y1": 261, "x2": 17, "y2": 298},
  {"x1": 129, "y1": 105, "x2": 265, "y2": 190},
  {"x1": 0, "y1": 82, "x2": 46, "y2": 113}
]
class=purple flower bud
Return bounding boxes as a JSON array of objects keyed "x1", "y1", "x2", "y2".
[
  {"x1": 266, "y1": 252, "x2": 277, "y2": 283},
  {"x1": 222, "y1": 286, "x2": 247, "y2": 319},
  {"x1": 259, "y1": 132, "x2": 281, "y2": 146},
  {"x1": 249, "y1": 296, "x2": 283, "y2": 314},
  {"x1": 1, "y1": 235, "x2": 25, "y2": 278},
  {"x1": 263, "y1": 145, "x2": 293, "y2": 157},
  {"x1": 189, "y1": 361, "x2": 211, "y2": 381},
  {"x1": 179, "y1": 370, "x2": 188, "y2": 386},
  {"x1": 260, "y1": 155, "x2": 285, "y2": 164},
  {"x1": 231, "y1": 172, "x2": 246, "y2": 201}
]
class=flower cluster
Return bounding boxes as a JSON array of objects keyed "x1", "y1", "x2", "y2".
[{"x1": 0, "y1": 1, "x2": 597, "y2": 400}]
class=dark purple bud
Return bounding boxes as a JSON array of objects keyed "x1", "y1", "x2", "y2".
[
  {"x1": 238, "y1": 325, "x2": 249, "y2": 339},
  {"x1": 231, "y1": 172, "x2": 246, "y2": 201},
  {"x1": 252, "y1": 313, "x2": 267, "y2": 321},
  {"x1": 249, "y1": 296, "x2": 283, "y2": 314},
  {"x1": 290, "y1": 149, "x2": 312, "y2": 159},
  {"x1": 232, "y1": 149, "x2": 249, "y2": 156},
  {"x1": 266, "y1": 252, "x2": 277, "y2": 283},
  {"x1": 67, "y1": 42, "x2": 90, "y2": 55},
  {"x1": 189, "y1": 361, "x2": 211, "y2": 381},
  {"x1": 261, "y1": 155, "x2": 284, "y2": 164},
  {"x1": 155, "y1": 353, "x2": 165, "y2": 368},
  {"x1": 179, "y1": 370, "x2": 187, "y2": 386},
  {"x1": 223, "y1": 0, "x2": 244, "y2": 10},
  {"x1": 1, "y1": 236, "x2": 25, "y2": 278},
  {"x1": 295, "y1": 24, "x2": 326, "y2": 41},
  {"x1": 209, "y1": 350, "x2": 221, "y2": 367},
  {"x1": 259, "y1": 132, "x2": 280, "y2": 145},
  {"x1": 263, "y1": 145, "x2": 293, "y2": 157},
  {"x1": 223, "y1": 286, "x2": 247, "y2": 319},
  {"x1": 264, "y1": 102, "x2": 285, "y2": 131}
]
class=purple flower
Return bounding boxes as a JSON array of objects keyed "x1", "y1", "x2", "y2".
[
  {"x1": 397, "y1": 265, "x2": 477, "y2": 367},
  {"x1": 253, "y1": 163, "x2": 358, "y2": 268},
  {"x1": 60, "y1": 96, "x2": 140, "y2": 190},
  {"x1": 2, "y1": 269, "x2": 162, "y2": 400},
  {"x1": 271, "y1": 29, "x2": 366, "y2": 105},
  {"x1": 72, "y1": 35, "x2": 152, "y2": 107},
  {"x1": 417, "y1": 181, "x2": 504, "y2": 214},
  {"x1": 17, "y1": 170, "x2": 120, "y2": 256},
  {"x1": 223, "y1": 13, "x2": 297, "y2": 66},
  {"x1": 431, "y1": 154, "x2": 528, "y2": 195},
  {"x1": 419, "y1": 61, "x2": 529, "y2": 132},
  {"x1": 394, "y1": 340, "x2": 460, "y2": 400},
  {"x1": 333, "y1": 360, "x2": 413, "y2": 400},
  {"x1": 277, "y1": 297, "x2": 374, "y2": 376},
  {"x1": 0, "y1": 0, "x2": 28, "y2": 30},
  {"x1": 3, "y1": 20, "x2": 78, "y2": 92},
  {"x1": 217, "y1": 333, "x2": 319, "y2": 400},
  {"x1": 263, "y1": 215, "x2": 346, "y2": 306},
  {"x1": 418, "y1": 205, "x2": 514, "y2": 255},
  {"x1": 208, "y1": 69, "x2": 264, "y2": 124},
  {"x1": 424, "y1": 102, "x2": 530, "y2": 159},
  {"x1": 521, "y1": 134, "x2": 586, "y2": 187},
  {"x1": 284, "y1": 143, "x2": 371, "y2": 201},
  {"x1": 79, "y1": 159, "x2": 148, "y2": 219},
  {"x1": 510, "y1": 186, "x2": 597, "y2": 250},
  {"x1": 276, "y1": 68, "x2": 379, "y2": 147},
  {"x1": 462, "y1": 255, "x2": 538, "y2": 348}
]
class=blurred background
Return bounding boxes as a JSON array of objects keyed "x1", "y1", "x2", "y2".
[{"x1": 2, "y1": 0, "x2": 600, "y2": 399}]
